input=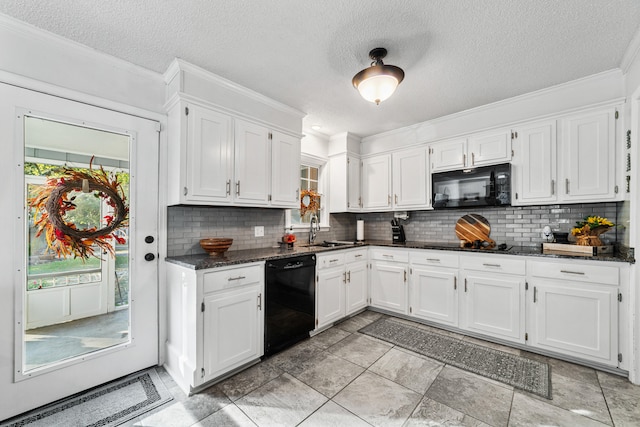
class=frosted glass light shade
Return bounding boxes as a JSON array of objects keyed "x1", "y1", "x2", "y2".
[{"x1": 356, "y1": 73, "x2": 400, "y2": 105}]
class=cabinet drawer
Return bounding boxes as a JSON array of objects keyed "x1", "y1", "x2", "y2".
[
  {"x1": 203, "y1": 264, "x2": 263, "y2": 293},
  {"x1": 410, "y1": 251, "x2": 458, "y2": 268},
  {"x1": 317, "y1": 252, "x2": 345, "y2": 269},
  {"x1": 528, "y1": 260, "x2": 618, "y2": 285},
  {"x1": 370, "y1": 248, "x2": 409, "y2": 263},
  {"x1": 345, "y1": 249, "x2": 367, "y2": 264},
  {"x1": 461, "y1": 255, "x2": 525, "y2": 275}
]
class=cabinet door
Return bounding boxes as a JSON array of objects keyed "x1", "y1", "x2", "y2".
[
  {"x1": 461, "y1": 272, "x2": 524, "y2": 343},
  {"x1": 316, "y1": 266, "x2": 346, "y2": 329},
  {"x1": 429, "y1": 138, "x2": 467, "y2": 172},
  {"x1": 234, "y1": 119, "x2": 270, "y2": 205},
  {"x1": 393, "y1": 147, "x2": 429, "y2": 209},
  {"x1": 562, "y1": 109, "x2": 616, "y2": 201},
  {"x1": 186, "y1": 105, "x2": 233, "y2": 202},
  {"x1": 345, "y1": 261, "x2": 368, "y2": 315},
  {"x1": 271, "y1": 131, "x2": 300, "y2": 207},
  {"x1": 512, "y1": 120, "x2": 557, "y2": 205},
  {"x1": 202, "y1": 284, "x2": 262, "y2": 382},
  {"x1": 410, "y1": 267, "x2": 458, "y2": 327},
  {"x1": 370, "y1": 261, "x2": 407, "y2": 314},
  {"x1": 528, "y1": 279, "x2": 617, "y2": 366},
  {"x1": 362, "y1": 154, "x2": 391, "y2": 210},
  {"x1": 467, "y1": 129, "x2": 511, "y2": 167},
  {"x1": 347, "y1": 155, "x2": 362, "y2": 211}
]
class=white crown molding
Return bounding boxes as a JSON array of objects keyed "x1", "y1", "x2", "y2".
[
  {"x1": 362, "y1": 69, "x2": 624, "y2": 144},
  {"x1": 621, "y1": 25, "x2": 640, "y2": 73},
  {"x1": 0, "y1": 13, "x2": 163, "y2": 82},
  {"x1": 164, "y1": 58, "x2": 306, "y2": 119},
  {"x1": 302, "y1": 128, "x2": 330, "y2": 140}
]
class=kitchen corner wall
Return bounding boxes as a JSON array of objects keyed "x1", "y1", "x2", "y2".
[
  {"x1": 167, "y1": 207, "x2": 355, "y2": 257},
  {"x1": 357, "y1": 202, "x2": 623, "y2": 247}
]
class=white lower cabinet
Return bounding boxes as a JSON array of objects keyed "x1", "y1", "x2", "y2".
[
  {"x1": 527, "y1": 260, "x2": 619, "y2": 366},
  {"x1": 409, "y1": 251, "x2": 458, "y2": 327},
  {"x1": 370, "y1": 248, "x2": 409, "y2": 315},
  {"x1": 459, "y1": 255, "x2": 526, "y2": 344},
  {"x1": 316, "y1": 248, "x2": 368, "y2": 329},
  {"x1": 164, "y1": 262, "x2": 264, "y2": 394}
]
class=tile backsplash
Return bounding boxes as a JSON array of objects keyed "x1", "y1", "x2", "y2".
[{"x1": 167, "y1": 202, "x2": 623, "y2": 256}]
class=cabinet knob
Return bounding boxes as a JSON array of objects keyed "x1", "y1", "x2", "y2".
[
  {"x1": 145, "y1": 236, "x2": 155, "y2": 244},
  {"x1": 144, "y1": 253, "x2": 156, "y2": 262}
]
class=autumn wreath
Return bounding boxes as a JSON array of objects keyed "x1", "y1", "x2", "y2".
[
  {"x1": 300, "y1": 189, "x2": 321, "y2": 217},
  {"x1": 29, "y1": 163, "x2": 129, "y2": 260}
]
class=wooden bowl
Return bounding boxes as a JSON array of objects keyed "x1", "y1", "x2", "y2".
[{"x1": 199, "y1": 238, "x2": 233, "y2": 256}]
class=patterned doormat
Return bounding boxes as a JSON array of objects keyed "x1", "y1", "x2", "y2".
[
  {"x1": 2, "y1": 369, "x2": 173, "y2": 427},
  {"x1": 360, "y1": 317, "x2": 552, "y2": 399}
]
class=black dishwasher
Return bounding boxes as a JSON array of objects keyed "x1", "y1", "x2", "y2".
[{"x1": 265, "y1": 254, "x2": 316, "y2": 357}]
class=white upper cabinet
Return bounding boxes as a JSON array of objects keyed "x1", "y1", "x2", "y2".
[
  {"x1": 234, "y1": 119, "x2": 271, "y2": 205},
  {"x1": 512, "y1": 120, "x2": 557, "y2": 205},
  {"x1": 467, "y1": 129, "x2": 512, "y2": 167},
  {"x1": 329, "y1": 154, "x2": 361, "y2": 213},
  {"x1": 270, "y1": 131, "x2": 301, "y2": 207},
  {"x1": 362, "y1": 154, "x2": 392, "y2": 211},
  {"x1": 429, "y1": 137, "x2": 467, "y2": 172},
  {"x1": 392, "y1": 147, "x2": 430, "y2": 210},
  {"x1": 513, "y1": 106, "x2": 621, "y2": 205},
  {"x1": 561, "y1": 109, "x2": 617, "y2": 201}
]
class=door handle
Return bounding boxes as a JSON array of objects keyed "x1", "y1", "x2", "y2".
[
  {"x1": 144, "y1": 253, "x2": 155, "y2": 261},
  {"x1": 226, "y1": 180, "x2": 231, "y2": 195},
  {"x1": 394, "y1": 194, "x2": 398, "y2": 204},
  {"x1": 257, "y1": 293, "x2": 262, "y2": 310},
  {"x1": 463, "y1": 153, "x2": 466, "y2": 166},
  {"x1": 343, "y1": 272, "x2": 347, "y2": 284},
  {"x1": 551, "y1": 179, "x2": 555, "y2": 195},
  {"x1": 565, "y1": 178, "x2": 569, "y2": 194},
  {"x1": 533, "y1": 286, "x2": 537, "y2": 303},
  {"x1": 347, "y1": 271, "x2": 351, "y2": 283},
  {"x1": 471, "y1": 152, "x2": 475, "y2": 166},
  {"x1": 236, "y1": 180, "x2": 241, "y2": 196}
]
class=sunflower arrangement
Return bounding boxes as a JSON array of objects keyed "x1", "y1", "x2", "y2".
[
  {"x1": 29, "y1": 162, "x2": 129, "y2": 260},
  {"x1": 571, "y1": 215, "x2": 615, "y2": 246}
]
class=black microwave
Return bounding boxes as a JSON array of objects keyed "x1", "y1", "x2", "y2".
[{"x1": 432, "y1": 163, "x2": 511, "y2": 209}]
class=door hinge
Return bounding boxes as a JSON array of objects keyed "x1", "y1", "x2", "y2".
[
  {"x1": 615, "y1": 185, "x2": 619, "y2": 194},
  {"x1": 268, "y1": 132, "x2": 273, "y2": 140},
  {"x1": 315, "y1": 318, "x2": 318, "y2": 326},
  {"x1": 268, "y1": 194, "x2": 272, "y2": 201},
  {"x1": 511, "y1": 131, "x2": 518, "y2": 139},
  {"x1": 525, "y1": 281, "x2": 528, "y2": 291},
  {"x1": 525, "y1": 333, "x2": 528, "y2": 341},
  {"x1": 618, "y1": 292, "x2": 622, "y2": 302},
  {"x1": 316, "y1": 275, "x2": 319, "y2": 282},
  {"x1": 201, "y1": 301, "x2": 205, "y2": 312},
  {"x1": 409, "y1": 306, "x2": 412, "y2": 313},
  {"x1": 184, "y1": 187, "x2": 188, "y2": 196},
  {"x1": 615, "y1": 110, "x2": 619, "y2": 120},
  {"x1": 201, "y1": 368, "x2": 205, "y2": 378},
  {"x1": 515, "y1": 192, "x2": 518, "y2": 200},
  {"x1": 410, "y1": 268, "x2": 413, "y2": 275},
  {"x1": 185, "y1": 107, "x2": 189, "y2": 116},
  {"x1": 511, "y1": 149, "x2": 514, "y2": 158},
  {"x1": 618, "y1": 353, "x2": 623, "y2": 363}
]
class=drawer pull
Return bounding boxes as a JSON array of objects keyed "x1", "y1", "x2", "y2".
[
  {"x1": 355, "y1": 254, "x2": 363, "y2": 258},
  {"x1": 560, "y1": 270, "x2": 585, "y2": 275},
  {"x1": 382, "y1": 254, "x2": 394, "y2": 258},
  {"x1": 482, "y1": 263, "x2": 501, "y2": 268},
  {"x1": 329, "y1": 259, "x2": 340, "y2": 263},
  {"x1": 228, "y1": 276, "x2": 246, "y2": 281},
  {"x1": 426, "y1": 258, "x2": 441, "y2": 262}
]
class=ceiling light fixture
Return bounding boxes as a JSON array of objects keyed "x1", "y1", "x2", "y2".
[{"x1": 352, "y1": 47, "x2": 405, "y2": 105}]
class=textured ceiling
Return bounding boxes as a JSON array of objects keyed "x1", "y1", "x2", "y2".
[{"x1": 1, "y1": 1, "x2": 639, "y2": 137}]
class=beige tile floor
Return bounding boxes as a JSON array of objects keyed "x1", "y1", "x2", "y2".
[{"x1": 132, "y1": 310, "x2": 640, "y2": 427}]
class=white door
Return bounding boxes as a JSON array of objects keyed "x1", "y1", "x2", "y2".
[
  {"x1": 393, "y1": 147, "x2": 428, "y2": 209},
  {"x1": 528, "y1": 279, "x2": 617, "y2": 366},
  {"x1": 461, "y1": 273, "x2": 524, "y2": 343},
  {"x1": 429, "y1": 138, "x2": 467, "y2": 172},
  {"x1": 316, "y1": 266, "x2": 346, "y2": 329},
  {"x1": 0, "y1": 83, "x2": 159, "y2": 420},
  {"x1": 186, "y1": 104, "x2": 233, "y2": 202},
  {"x1": 202, "y1": 284, "x2": 261, "y2": 382},
  {"x1": 410, "y1": 267, "x2": 458, "y2": 327},
  {"x1": 467, "y1": 129, "x2": 511, "y2": 167},
  {"x1": 234, "y1": 119, "x2": 270, "y2": 205},
  {"x1": 362, "y1": 154, "x2": 391, "y2": 211},
  {"x1": 512, "y1": 120, "x2": 557, "y2": 205},
  {"x1": 562, "y1": 109, "x2": 616, "y2": 200},
  {"x1": 370, "y1": 261, "x2": 407, "y2": 314},
  {"x1": 271, "y1": 131, "x2": 300, "y2": 207},
  {"x1": 345, "y1": 260, "x2": 368, "y2": 315}
]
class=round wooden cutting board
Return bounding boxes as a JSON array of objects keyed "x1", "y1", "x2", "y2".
[{"x1": 455, "y1": 214, "x2": 496, "y2": 248}]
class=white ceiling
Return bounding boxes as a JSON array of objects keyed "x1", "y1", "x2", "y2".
[{"x1": 1, "y1": 1, "x2": 639, "y2": 137}]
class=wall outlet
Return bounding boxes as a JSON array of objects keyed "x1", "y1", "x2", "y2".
[{"x1": 254, "y1": 226, "x2": 264, "y2": 237}]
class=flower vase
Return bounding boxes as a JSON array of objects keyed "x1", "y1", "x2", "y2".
[{"x1": 575, "y1": 226, "x2": 610, "y2": 246}]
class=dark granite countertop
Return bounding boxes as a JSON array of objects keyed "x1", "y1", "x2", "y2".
[{"x1": 166, "y1": 240, "x2": 634, "y2": 270}]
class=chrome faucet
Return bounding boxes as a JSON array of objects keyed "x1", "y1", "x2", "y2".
[{"x1": 309, "y1": 214, "x2": 320, "y2": 244}]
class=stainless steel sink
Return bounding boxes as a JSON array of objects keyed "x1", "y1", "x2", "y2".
[{"x1": 304, "y1": 241, "x2": 356, "y2": 248}]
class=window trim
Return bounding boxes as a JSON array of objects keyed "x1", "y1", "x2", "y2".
[{"x1": 286, "y1": 154, "x2": 329, "y2": 231}]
